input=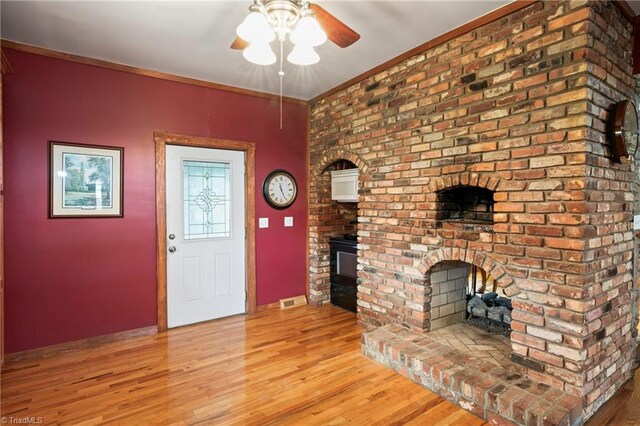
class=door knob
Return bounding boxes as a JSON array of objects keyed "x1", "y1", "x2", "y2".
[
  {"x1": 168, "y1": 234, "x2": 175, "y2": 240},
  {"x1": 168, "y1": 246, "x2": 177, "y2": 253}
]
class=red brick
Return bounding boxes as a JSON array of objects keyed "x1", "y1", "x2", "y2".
[{"x1": 497, "y1": 387, "x2": 528, "y2": 418}]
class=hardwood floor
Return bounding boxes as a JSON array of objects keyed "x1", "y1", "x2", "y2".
[
  {"x1": 1, "y1": 305, "x2": 488, "y2": 425},
  {"x1": 4, "y1": 304, "x2": 639, "y2": 425}
]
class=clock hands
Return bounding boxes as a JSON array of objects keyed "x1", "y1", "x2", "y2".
[{"x1": 264, "y1": 170, "x2": 296, "y2": 209}]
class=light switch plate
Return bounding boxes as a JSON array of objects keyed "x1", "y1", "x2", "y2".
[
  {"x1": 634, "y1": 215, "x2": 640, "y2": 231},
  {"x1": 284, "y1": 217, "x2": 293, "y2": 227},
  {"x1": 259, "y1": 218, "x2": 269, "y2": 228}
]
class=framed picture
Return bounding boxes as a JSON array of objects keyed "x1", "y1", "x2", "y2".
[{"x1": 49, "y1": 141, "x2": 124, "y2": 218}]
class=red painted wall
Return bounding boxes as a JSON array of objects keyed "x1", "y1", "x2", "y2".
[{"x1": 3, "y1": 49, "x2": 308, "y2": 353}]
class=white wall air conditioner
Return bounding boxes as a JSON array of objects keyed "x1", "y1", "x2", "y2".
[{"x1": 331, "y1": 169, "x2": 359, "y2": 202}]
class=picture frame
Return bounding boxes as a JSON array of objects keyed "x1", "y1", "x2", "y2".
[{"x1": 49, "y1": 141, "x2": 124, "y2": 218}]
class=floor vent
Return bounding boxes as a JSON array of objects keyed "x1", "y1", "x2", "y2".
[{"x1": 279, "y1": 295, "x2": 307, "y2": 310}]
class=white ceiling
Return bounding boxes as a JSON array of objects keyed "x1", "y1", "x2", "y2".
[{"x1": 1, "y1": 1, "x2": 513, "y2": 100}]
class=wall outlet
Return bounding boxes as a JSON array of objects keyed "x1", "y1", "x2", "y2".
[
  {"x1": 259, "y1": 217, "x2": 269, "y2": 228},
  {"x1": 634, "y1": 215, "x2": 640, "y2": 231},
  {"x1": 284, "y1": 216, "x2": 293, "y2": 227}
]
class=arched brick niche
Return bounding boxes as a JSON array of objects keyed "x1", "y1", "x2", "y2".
[
  {"x1": 435, "y1": 186, "x2": 495, "y2": 225},
  {"x1": 312, "y1": 148, "x2": 371, "y2": 177},
  {"x1": 425, "y1": 173, "x2": 502, "y2": 244},
  {"x1": 308, "y1": 149, "x2": 369, "y2": 304}
]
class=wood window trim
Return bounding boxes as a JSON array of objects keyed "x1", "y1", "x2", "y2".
[{"x1": 154, "y1": 131, "x2": 256, "y2": 332}]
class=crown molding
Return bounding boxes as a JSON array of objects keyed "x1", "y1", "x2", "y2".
[
  {"x1": 1, "y1": 40, "x2": 307, "y2": 105},
  {"x1": 1, "y1": 49, "x2": 13, "y2": 75}
]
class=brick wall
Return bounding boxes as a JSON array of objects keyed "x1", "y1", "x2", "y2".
[
  {"x1": 580, "y1": 1, "x2": 637, "y2": 416},
  {"x1": 309, "y1": 0, "x2": 637, "y2": 418}
]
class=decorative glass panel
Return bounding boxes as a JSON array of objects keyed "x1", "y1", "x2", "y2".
[{"x1": 183, "y1": 160, "x2": 231, "y2": 240}]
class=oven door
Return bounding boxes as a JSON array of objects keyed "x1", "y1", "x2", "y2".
[{"x1": 330, "y1": 241, "x2": 357, "y2": 288}]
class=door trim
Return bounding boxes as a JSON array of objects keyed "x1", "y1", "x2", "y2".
[{"x1": 154, "y1": 131, "x2": 256, "y2": 332}]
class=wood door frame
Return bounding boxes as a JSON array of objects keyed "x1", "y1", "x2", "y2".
[
  {"x1": 1, "y1": 50, "x2": 11, "y2": 367},
  {"x1": 154, "y1": 131, "x2": 256, "y2": 332}
]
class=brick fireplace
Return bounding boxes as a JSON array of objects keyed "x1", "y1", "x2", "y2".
[{"x1": 309, "y1": 0, "x2": 638, "y2": 423}]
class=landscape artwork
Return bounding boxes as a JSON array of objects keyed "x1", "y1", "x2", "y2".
[
  {"x1": 49, "y1": 141, "x2": 123, "y2": 217},
  {"x1": 62, "y1": 153, "x2": 113, "y2": 208}
]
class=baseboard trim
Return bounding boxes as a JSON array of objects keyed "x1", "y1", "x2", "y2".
[
  {"x1": 256, "y1": 301, "x2": 281, "y2": 312},
  {"x1": 4, "y1": 326, "x2": 157, "y2": 364},
  {"x1": 4, "y1": 303, "x2": 288, "y2": 364}
]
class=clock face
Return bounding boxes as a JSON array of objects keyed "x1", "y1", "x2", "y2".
[{"x1": 263, "y1": 170, "x2": 297, "y2": 209}]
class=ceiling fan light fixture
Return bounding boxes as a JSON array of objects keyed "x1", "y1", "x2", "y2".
[
  {"x1": 236, "y1": 8, "x2": 275, "y2": 43},
  {"x1": 289, "y1": 11, "x2": 326, "y2": 47},
  {"x1": 243, "y1": 42, "x2": 277, "y2": 65},
  {"x1": 287, "y1": 43, "x2": 320, "y2": 65}
]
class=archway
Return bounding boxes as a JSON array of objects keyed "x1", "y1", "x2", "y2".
[{"x1": 308, "y1": 149, "x2": 369, "y2": 305}]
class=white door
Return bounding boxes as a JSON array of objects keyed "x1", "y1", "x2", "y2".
[{"x1": 166, "y1": 145, "x2": 246, "y2": 328}]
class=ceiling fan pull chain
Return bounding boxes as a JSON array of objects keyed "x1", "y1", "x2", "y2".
[{"x1": 279, "y1": 40, "x2": 284, "y2": 130}]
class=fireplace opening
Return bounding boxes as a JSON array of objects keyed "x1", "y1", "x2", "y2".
[
  {"x1": 466, "y1": 265, "x2": 512, "y2": 337},
  {"x1": 428, "y1": 261, "x2": 512, "y2": 336},
  {"x1": 435, "y1": 186, "x2": 494, "y2": 227},
  {"x1": 428, "y1": 261, "x2": 514, "y2": 369}
]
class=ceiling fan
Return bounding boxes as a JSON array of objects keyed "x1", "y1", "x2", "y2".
[{"x1": 231, "y1": 0, "x2": 361, "y2": 66}]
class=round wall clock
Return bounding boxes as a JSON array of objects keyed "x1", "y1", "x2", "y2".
[
  {"x1": 611, "y1": 99, "x2": 638, "y2": 161},
  {"x1": 262, "y1": 169, "x2": 298, "y2": 209}
]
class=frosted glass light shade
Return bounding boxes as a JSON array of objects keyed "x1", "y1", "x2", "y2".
[
  {"x1": 243, "y1": 42, "x2": 277, "y2": 65},
  {"x1": 237, "y1": 11, "x2": 275, "y2": 43},
  {"x1": 287, "y1": 44, "x2": 319, "y2": 65},
  {"x1": 290, "y1": 15, "x2": 326, "y2": 47}
]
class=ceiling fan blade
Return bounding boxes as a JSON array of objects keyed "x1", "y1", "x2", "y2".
[
  {"x1": 230, "y1": 36, "x2": 248, "y2": 50},
  {"x1": 310, "y1": 4, "x2": 360, "y2": 48}
]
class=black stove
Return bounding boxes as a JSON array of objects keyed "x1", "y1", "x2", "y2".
[{"x1": 329, "y1": 235, "x2": 358, "y2": 312}]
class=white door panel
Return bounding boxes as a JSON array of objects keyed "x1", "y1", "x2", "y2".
[{"x1": 166, "y1": 145, "x2": 245, "y2": 328}]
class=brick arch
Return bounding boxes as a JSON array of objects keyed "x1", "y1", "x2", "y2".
[
  {"x1": 312, "y1": 148, "x2": 370, "y2": 176},
  {"x1": 417, "y1": 247, "x2": 520, "y2": 297},
  {"x1": 426, "y1": 172, "x2": 502, "y2": 193}
]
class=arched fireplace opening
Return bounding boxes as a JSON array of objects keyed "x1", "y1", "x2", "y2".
[
  {"x1": 429, "y1": 261, "x2": 512, "y2": 335},
  {"x1": 428, "y1": 260, "x2": 514, "y2": 367}
]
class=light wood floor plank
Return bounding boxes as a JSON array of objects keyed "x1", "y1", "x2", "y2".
[
  {"x1": 2, "y1": 305, "x2": 488, "y2": 425},
  {"x1": 3, "y1": 304, "x2": 639, "y2": 424}
]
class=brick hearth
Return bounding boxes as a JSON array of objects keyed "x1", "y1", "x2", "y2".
[
  {"x1": 363, "y1": 324, "x2": 583, "y2": 426},
  {"x1": 430, "y1": 323, "x2": 514, "y2": 369},
  {"x1": 309, "y1": 0, "x2": 638, "y2": 422}
]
